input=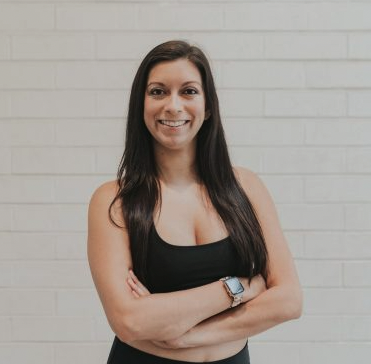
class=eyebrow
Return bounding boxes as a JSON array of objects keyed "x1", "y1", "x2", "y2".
[{"x1": 147, "y1": 81, "x2": 202, "y2": 88}]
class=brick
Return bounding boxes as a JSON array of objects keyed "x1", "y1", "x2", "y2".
[
  {"x1": 94, "y1": 317, "x2": 113, "y2": 341},
  {"x1": 55, "y1": 343, "x2": 110, "y2": 364},
  {"x1": 345, "y1": 204, "x2": 371, "y2": 230},
  {"x1": 224, "y1": 119, "x2": 304, "y2": 146},
  {"x1": 0, "y1": 233, "x2": 55, "y2": 260},
  {"x1": 305, "y1": 176, "x2": 371, "y2": 202},
  {"x1": 306, "y1": 62, "x2": 371, "y2": 88},
  {"x1": 10, "y1": 91, "x2": 96, "y2": 118},
  {"x1": 12, "y1": 261, "x2": 92, "y2": 288},
  {"x1": 306, "y1": 120, "x2": 371, "y2": 145},
  {"x1": 96, "y1": 90, "x2": 129, "y2": 118},
  {"x1": 342, "y1": 317, "x2": 371, "y2": 341},
  {"x1": 0, "y1": 123, "x2": 11, "y2": 146},
  {"x1": 221, "y1": 61, "x2": 305, "y2": 88},
  {"x1": 11, "y1": 121, "x2": 55, "y2": 146},
  {"x1": 12, "y1": 147, "x2": 95, "y2": 174},
  {"x1": 304, "y1": 288, "x2": 371, "y2": 314},
  {"x1": 188, "y1": 33, "x2": 264, "y2": 60},
  {"x1": 304, "y1": 232, "x2": 371, "y2": 259},
  {"x1": 258, "y1": 316, "x2": 342, "y2": 342},
  {"x1": 57, "y1": 290, "x2": 102, "y2": 316},
  {"x1": 0, "y1": 92, "x2": 11, "y2": 117},
  {"x1": 260, "y1": 175, "x2": 304, "y2": 203},
  {"x1": 0, "y1": 147, "x2": 11, "y2": 174},
  {"x1": 0, "y1": 36, "x2": 10, "y2": 59},
  {"x1": 225, "y1": 3, "x2": 307, "y2": 30},
  {"x1": 0, "y1": 290, "x2": 54, "y2": 315},
  {"x1": 12, "y1": 34, "x2": 95, "y2": 60},
  {"x1": 55, "y1": 233, "x2": 87, "y2": 260},
  {"x1": 265, "y1": 34, "x2": 347, "y2": 59},
  {"x1": 229, "y1": 147, "x2": 263, "y2": 173},
  {"x1": 55, "y1": 176, "x2": 110, "y2": 203},
  {"x1": 296, "y1": 260, "x2": 342, "y2": 287},
  {"x1": 219, "y1": 90, "x2": 264, "y2": 117},
  {"x1": 0, "y1": 344, "x2": 53, "y2": 364},
  {"x1": 0, "y1": 176, "x2": 54, "y2": 203},
  {"x1": 0, "y1": 4, "x2": 54, "y2": 30},
  {"x1": 55, "y1": 120, "x2": 124, "y2": 146},
  {"x1": 12, "y1": 317, "x2": 94, "y2": 342},
  {"x1": 3, "y1": 233, "x2": 51, "y2": 263},
  {"x1": 349, "y1": 34, "x2": 371, "y2": 59},
  {"x1": 277, "y1": 204, "x2": 344, "y2": 230},
  {"x1": 56, "y1": 61, "x2": 136, "y2": 90},
  {"x1": 347, "y1": 148, "x2": 371, "y2": 173},
  {"x1": 0, "y1": 318, "x2": 11, "y2": 341},
  {"x1": 344, "y1": 262, "x2": 371, "y2": 287},
  {"x1": 0, "y1": 62, "x2": 54, "y2": 89},
  {"x1": 349, "y1": 92, "x2": 371, "y2": 117},
  {"x1": 56, "y1": 4, "x2": 135, "y2": 30},
  {"x1": 265, "y1": 91, "x2": 346, "y2": 117},
  {"x1": 0, "y1": 205, "x2": 11, "y2": 231},
  {"x1": 0, "y1": 262, "x2": 12, "y2": 287},
  {"x1": 137, "y1": 4, "x2": 223, "y2": 30},
  {"x1": 12, "y1": 204, "x2": 88, "y2": 232},
  {"x1": 96, "y1": 33, "x2": 180, "y2": 60},
  {"x1": 263, "y1": 147, "x2": 346, "y2": 174},
  {"x1": 307, "y1": 3, "x2": 371, "y2": 30},
  {"x1": 95, "y1": 147, "x2": 124, "y2": 174},
  {"x1": 251, "y1": 343, "x2": 371, "y2": 364}
]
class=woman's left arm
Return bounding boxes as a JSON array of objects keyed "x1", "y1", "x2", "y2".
[{"x1": 129, "y1": 167, "x2": 303, "y2": 348}]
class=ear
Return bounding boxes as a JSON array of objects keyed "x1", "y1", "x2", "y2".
[{"x1": 205, "y1": 110, "x2": 211, "y2": 120}]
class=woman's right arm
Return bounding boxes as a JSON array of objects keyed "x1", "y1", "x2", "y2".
[{"x1": 87, "y1": 181, "x2": 258, "y2": 343}]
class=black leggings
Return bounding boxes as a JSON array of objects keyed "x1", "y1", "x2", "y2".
[{"x1": 107, "y1": 336, "x2": 250, "y2": 364}]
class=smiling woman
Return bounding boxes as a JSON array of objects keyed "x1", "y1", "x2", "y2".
[
  {"x1": 87, "y1": 40, "x2": 302, "y2": 364},
  {"x1": 143, "y1": 59, "x2": 209, "y2": 150}
]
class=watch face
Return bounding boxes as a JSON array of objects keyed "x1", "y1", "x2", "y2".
[{"x1": 226, "y1": 277, "x2": 244, "y2": 294}]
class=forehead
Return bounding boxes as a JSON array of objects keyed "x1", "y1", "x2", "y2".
[{"x1": 147, "y1": 59, "x2": 202, "y2": 85}]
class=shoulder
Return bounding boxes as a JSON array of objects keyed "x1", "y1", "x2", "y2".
[
  {"x1": 88, "y1": 179, "x2": 124, "y2": 227},
  {"x1": 232, "y1": 166, "x2": 269, "y2": 202}
]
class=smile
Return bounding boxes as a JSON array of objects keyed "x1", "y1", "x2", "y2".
[{"x1": 158, "y1": 120, "x2": 190, "y2": 127}]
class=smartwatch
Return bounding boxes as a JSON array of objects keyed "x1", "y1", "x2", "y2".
[{"x1": 219, "y1": 276, "x2": 245, "y2": 308}]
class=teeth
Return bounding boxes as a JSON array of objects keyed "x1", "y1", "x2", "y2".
[{"x1": 159, "y1": 120, "x2": 188, "y2": 127}]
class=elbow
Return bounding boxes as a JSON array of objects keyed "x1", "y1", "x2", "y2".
[{"x1": 284, "y1": 287, "x2": 303, "y2": 321}]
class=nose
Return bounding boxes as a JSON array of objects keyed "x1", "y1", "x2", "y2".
[{"x1": 164, "y1": 93, "x2": 183, "y2": 115}]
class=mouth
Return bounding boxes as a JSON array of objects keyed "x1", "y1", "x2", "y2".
[{"x1": 157, "y1": 119, "x2": 190, "y2": 128}]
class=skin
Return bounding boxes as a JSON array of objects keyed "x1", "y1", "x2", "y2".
[{"x1": 87, "y1": 58, "x2": 302, "y2": 362}]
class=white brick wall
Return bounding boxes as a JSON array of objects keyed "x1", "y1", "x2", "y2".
[{"x1": 0, "y1": 1, "x2": 370, "y2": 363}]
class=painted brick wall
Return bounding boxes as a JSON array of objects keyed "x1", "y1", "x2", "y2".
[{"x1": 0, "y1": 1, "x2": 370, "y2": 363}]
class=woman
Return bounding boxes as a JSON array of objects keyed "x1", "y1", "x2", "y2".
[{"x1": 87, "y1": 40, "x2": 302, "y2": 364}]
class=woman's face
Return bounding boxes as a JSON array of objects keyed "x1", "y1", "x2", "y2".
[{"x1": 143, "y1": 58, "x2": 209, "y2": 151}]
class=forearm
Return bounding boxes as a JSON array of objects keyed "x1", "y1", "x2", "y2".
[
  {"x1": 180, "y1": 285, "x2": 303, "y2": 347},
  {"x1": 124, "y1": 280, "x2": 231, "y2": 341}
]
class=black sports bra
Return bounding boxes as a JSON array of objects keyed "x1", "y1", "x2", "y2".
[{"x1": 146, "y1": 224, "x2": 245, "y2": 293}]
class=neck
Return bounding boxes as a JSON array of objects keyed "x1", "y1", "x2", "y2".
[{"x1": 153, "y1": 142, "x2": 199, "y2": 187}]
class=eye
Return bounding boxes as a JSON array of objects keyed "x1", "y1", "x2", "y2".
[
  {"x1": 183, "y1": 88, "x2": 198, "y2": 95},
  {"x1": 148, "y1": 88, "x2": 165, "y2": 96}
]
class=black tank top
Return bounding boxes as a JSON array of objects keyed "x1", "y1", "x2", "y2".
[{"x1": 146, "y1": 224, "x2": 246, "y2": 293}]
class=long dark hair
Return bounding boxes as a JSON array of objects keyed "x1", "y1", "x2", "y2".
[{"x1": 109, "y1": 40, "x2": 268, "y2": 285}]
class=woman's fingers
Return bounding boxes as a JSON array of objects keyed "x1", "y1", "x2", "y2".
[{"x1": 128, "y1": 269, "x2": 151, "y2": 294}]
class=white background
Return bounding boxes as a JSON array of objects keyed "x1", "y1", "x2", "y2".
[{"x1": 0, "y1": 1, "x2": 370, "y2": 363}]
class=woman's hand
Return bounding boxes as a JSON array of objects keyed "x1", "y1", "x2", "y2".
[
  {"x1": 126, "y1": 269, "x2": 151, "y2": 297},
  {"x1": 239, "y1": 274, "x2": 267, "y2": 303},
  {"x1": 126, "y1": 270, "x2": 192, "y2": 349}
]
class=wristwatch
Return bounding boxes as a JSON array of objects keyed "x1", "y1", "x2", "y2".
[{"x1": 219, "y1": 276, "x2": 245, "y2": 308}]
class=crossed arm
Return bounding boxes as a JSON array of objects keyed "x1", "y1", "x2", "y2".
[{"x1": 88, "y1": 168, "x2": 302, "y2": 349}]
